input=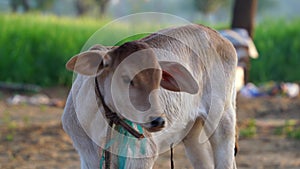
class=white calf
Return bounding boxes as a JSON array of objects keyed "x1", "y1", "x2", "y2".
[{"x1": 62, "y1": 24, "x2": 238, "y2": 169}]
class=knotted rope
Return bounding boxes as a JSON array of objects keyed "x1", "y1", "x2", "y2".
[
  {"x1": 95, "y1": 77, "x2": 174, "y2": 169},
  {"x1": 95, "y1": 78, "x2": 144, "y2": 169}
]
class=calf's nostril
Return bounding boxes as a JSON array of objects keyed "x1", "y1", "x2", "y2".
[{"x1": 150, "y1": 117, "x2": 165, "y2": 128}]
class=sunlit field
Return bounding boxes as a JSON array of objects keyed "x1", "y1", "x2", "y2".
[
  {"x1": 0, "y1": 14, "x2": 299, "y2": 86},
  {"x1": 1, "y1": 13, "x2": 300, "y2": 169}
]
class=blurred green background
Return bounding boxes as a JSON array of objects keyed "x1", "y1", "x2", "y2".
[{"x1": 0, "y1": 0, "x2": 299, "y2": 86}]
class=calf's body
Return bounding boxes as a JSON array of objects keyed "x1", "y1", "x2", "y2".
[{"x1": 62, "y1": 24, "x2": 237, "y2": 169}]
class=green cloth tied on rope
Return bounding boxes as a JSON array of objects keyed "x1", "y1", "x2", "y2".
[{"x1": 100, "y1": 120, "x2": 146, "y2": 169}]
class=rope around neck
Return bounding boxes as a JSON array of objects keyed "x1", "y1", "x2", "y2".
[
  {"x1": 95, "y1": 78, "x2": 144, "y2": 139},
  {"x1": 95, "y1": 77, "x2": 174, "y2": 169},
  {"x1": 95, "y1": 78, "x2": 144, "y2": 169},
  {"x1": 99, "y1": 120, "x2": 145, "y2": 169}
]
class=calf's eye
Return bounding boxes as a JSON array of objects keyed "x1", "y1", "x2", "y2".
[{"x1": 122, "y1": 76, "x2": 134, "y2": 86}]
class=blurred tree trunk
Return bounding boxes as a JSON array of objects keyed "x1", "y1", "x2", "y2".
[
  {"x1": 231, "y1": 0, "x2": 257, "y2": 38},
  {"x1": 10, "y1": 0, "x2": 18, "y2": 12},
  {"x1": 75, "y1": 0, "x2": 89, "y2": 16},
  {"x1": 75, "y1": 0, "x2": 109, "y2": 16},
  {"x1": 96, "y1": 0, "x2": 110, "y2": 16},
  {"x1": 22, "y1": 0, "x2": 29, "y2": 11},
  {"x1": 231, "y1": 0, "x2": 257, "y2": 83},
  {"x1": 10, "y1": 0, "x2": 30, "y2": 12}
]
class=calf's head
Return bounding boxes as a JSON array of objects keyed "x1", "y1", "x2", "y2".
[{"x1": 66, "y1": 42, "x2": 198, "y2": 132}]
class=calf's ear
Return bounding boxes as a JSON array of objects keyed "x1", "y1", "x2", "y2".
[
  {"x1": 66, "y1": 50, "x2": 111, "y2": 76},
  {"x1": 159, "y1": 61, "x2": 199, "y2": 94}
]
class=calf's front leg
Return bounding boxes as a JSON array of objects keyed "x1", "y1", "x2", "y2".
[
  {"x1": 209, "y1": 108, "x2": 236, "y2": 169},
  {"x1": 183, "y1": 118, "x2": 215, "y2": 169},
  {"x1": 183, "y1": 110, "x2": 236, "y2": 169}
]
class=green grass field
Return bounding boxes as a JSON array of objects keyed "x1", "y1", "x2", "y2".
[
  {"x1": 251, "y1": 19, "x2": 300, "y2": 84},
  {"x1": 0, "y1": 14, "x2": 107, "y2": 86},
  {"x1": 0, "y1": 14, "x2": 299, "y2": 86}
]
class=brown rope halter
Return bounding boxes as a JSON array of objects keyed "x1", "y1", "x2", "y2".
[
  {"x1": 95, "y1": 78, "x2": 144, "y2": 168},
  {"x1": 95, "y1": 77, "x2": 174, "y2": 169}
]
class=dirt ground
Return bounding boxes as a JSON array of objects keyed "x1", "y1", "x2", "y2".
[{"x1": 0, "y1": 87, "x2": 300, "y2": 169}]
